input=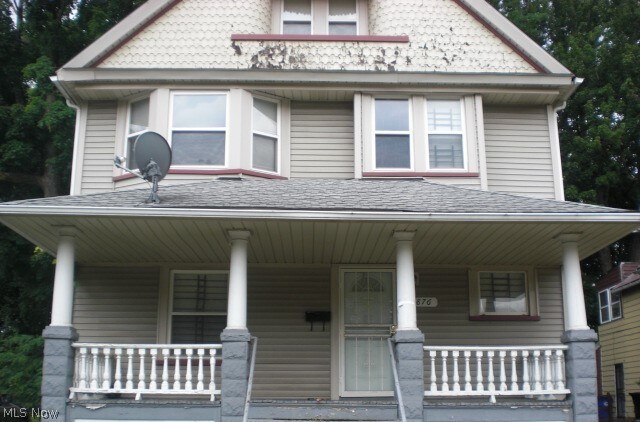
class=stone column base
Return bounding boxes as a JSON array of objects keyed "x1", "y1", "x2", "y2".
[
  {"x1": 221, "y1": 328, "x2": 251, "y2": 422},
  {"x1": 561, "y1": 329, "x2": 598, "y2": 422},
  {"x1": 393, "y1": 329, "x2": 425, "y2": 422},
  {"x1": 41, "y1": 325, "x2": 78, "y2": 420}
]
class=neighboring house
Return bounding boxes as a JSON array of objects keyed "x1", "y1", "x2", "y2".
[
  {"x1": 0, "y1": 1, "x2": 638, "y2": 421},
  {"x1": 597, "y1": 262, "x2": 640, "y2": 419}
]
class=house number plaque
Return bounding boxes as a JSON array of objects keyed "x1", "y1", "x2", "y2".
[{"x1": 416, "y1": 297, "x2": 438, "y2": 307}]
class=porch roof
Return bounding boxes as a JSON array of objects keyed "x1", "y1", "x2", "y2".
[{"x1": 0, "y1": 179, "x2": 638, "y2": 266}]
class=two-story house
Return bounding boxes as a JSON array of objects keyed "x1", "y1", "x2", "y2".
[
  {"x1": 597, "y1": 262, "x2": 640, "y2": 420},
  {"x1": 1, "y1": 1, "x2": 639, "y2": 421}
]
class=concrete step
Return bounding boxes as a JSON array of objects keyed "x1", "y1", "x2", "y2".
[{"x1": 248, "y1": 400, "x2": 399, "y2": 421}]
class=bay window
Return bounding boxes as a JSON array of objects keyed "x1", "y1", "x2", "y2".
[
  {"x1": 374, "y1": 99, "x2": 412, "y2": 169},
  {"x1": 170, "y1": 92, "x2": 227, "y2": 166},
  {"x1": 125, "y1": 97, "x2": 149, "y2": 170},
  {"x1": 252, "y1": 97, "x2": 280, "y2": 173}
]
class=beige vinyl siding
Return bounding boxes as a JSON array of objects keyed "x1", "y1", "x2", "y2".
[
  {"x1": 416, "y1": 267, "x2": 564, "y2": 345},
  {"x1": 290, "y1": 102, "x2": 355, "y2": 179},
  {"x1": 73, "y1": 266, "x2": 160, "y2": 343},
  {"x1": 248, "y1": 266, "x2": 331, "y2": 399},
  {"x1": 599, "y1": 287, "x2": 640, "y2": 417},
  {"x1": 484, "y1": 106, "x2": 556, "y2": 199},
  {"x1": 81, "y1": 101, "x2": 117, "y2": 194}
]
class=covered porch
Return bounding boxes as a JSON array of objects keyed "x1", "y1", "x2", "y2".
[{"x1": 0, "y1": 178, "x2": 637, "y2": 421}]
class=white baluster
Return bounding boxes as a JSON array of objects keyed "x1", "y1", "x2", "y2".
[
  {"x1": 149, "y1": 348, "x2": 158, "y2": 390},
  {"x1": 125, "y1": 348, "x2": 134, "y2": 390},
  {"x1": 499, "y1": 351, "x2": 507, "y2": 391},
  {"x1": 90, "y1": 347, "x2": 100, "y2": 389},
  {"x1": 102, "y1": 348, "x2": 112, "y2": 389},
  {"x1": 441, "y1": 351, "x2": 449, "y2": 392},
  {"x1": 510, "y1": 351, "x2": 519, "y2": 391},
  {"x1": 114, "y1": 348, "x2": 122, "y2": 389},
  {"x1": 185, "y1": 348, "x2": 194, "y2": 391},
  {"x1": 533, "y1": 350, "x2": 542, "y2": 391},
  {"x1": 78, "y1": 347, "x2": 88, "y2": 389},
  {"x1": 210, "y1": 348, "x2": 217, "y2": 400},
  {"x1": 429, "y1": 351, "x2": 437, "y2": 391},
  {"x1": 174, "y1": 348, "x2": 182, "y2": 390},
  {"x1": 555, "y1": 350, "x2": 565, "y2": 390},
  {"x1": 161, "y1": 348, "x2": 170, "y2": 390},
  {"x1": 452, "y1": 351, "x2": 460, "y2": 392},
  {"x1": 137, "y1": 349, "x2": 146, "y2": 391},
  {"x1": 544, "y1": 350, "x2": 553, "y2": 391},
  {"x1": 487, "y1": 351, "x2": 495, "y2": 392},
  {"x1": 464, "y1": 351, "x2": 472, "y2": 392},
  {"x1": 197, "y1": 348, "x2": 205, "y2": 390},
  {"x1": 522, "y1": 351, "x2": 530, "y2": 392},
  {"x1": 476, "y1": 351, "x2": 484, "y2": 392}
]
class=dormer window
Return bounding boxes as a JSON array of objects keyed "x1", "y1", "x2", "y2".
[
  {"x1": 170, "y1": 92, "x2": 227, "y2": 167},
  {"x1": 125, "y1": 97, "x2": 149, "y2": 170}
]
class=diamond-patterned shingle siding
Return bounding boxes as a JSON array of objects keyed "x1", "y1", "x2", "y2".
[{"x1": 100, "y1": 0, "x2": 536, "y2": 73}]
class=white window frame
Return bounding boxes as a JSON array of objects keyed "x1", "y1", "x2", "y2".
[
  {"x1": 598, "y1": 288, "x2": 622, "y2": 324},
  {"x1": 281, "y1": 0, "x2": 313, "y2": 34},
  {"x1": 469, "y1": 268, "x2": 538, "y2": 317},
  {"x1": 327, "y1": 0, "x2": 359, "y2": 35},
  {"x1": 123, "y1": 96, "x2": 150, "y2": 171},
  {"x1": 251, "y1": 95, "x2": 281, "y2": 174},
  {"x1": 168, "y1": 270, "x2": 229, "y2": 344},
  {"x1": 372, "y1": 97, "x2": 414, "y2": 171},
  {"x1": 168, "y1": 91, "x2": 229, "y2": 169},
  {"x1": 426, "y1": 98, "x2": 468, "y2": 171}
]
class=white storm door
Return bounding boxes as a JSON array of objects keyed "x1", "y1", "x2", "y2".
[{"x1": 340, "y1": 269, "x2": 394, "y2": 396}]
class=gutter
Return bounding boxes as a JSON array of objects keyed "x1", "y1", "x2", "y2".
[{"x1": 0, "y1": 205, "x2": 639, "y2": 223}]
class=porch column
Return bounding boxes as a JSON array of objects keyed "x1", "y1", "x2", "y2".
[
  {"x1": 559, "y1": 234, "x2": 598, "y2": 422},
  {"x1": 42, "y1": 228, "x2": 79, "y2": 419},
  {"x1": 221, "y1": 230, "x2": 251, "y2": 422},
  {"x1": 392, "y1": 231, "x2": 424, "y2": 422}
]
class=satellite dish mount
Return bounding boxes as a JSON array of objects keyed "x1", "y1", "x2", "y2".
[{"x1": 114, "y1": 132, "x2": 172, "y2": 204}]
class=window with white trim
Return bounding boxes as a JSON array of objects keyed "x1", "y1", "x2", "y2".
[
  {"x1": 427, "y1": 99, "x2": 466, "y2": 169},
  {"x1": 170, "y1": 92, "x2": 227, "y2": 167},
  {"x1": 469, "y1": 269, "x2": 538, "y2": 317},
  {"x1": 125, "y1": 98, "x2": 149, "y2": 170},
  {"x1": 374, "y1": 99, "x2": 412, "y2": 169},
  {"x1": 252, "y1": 97, "x2": 280, "y2": 173},
  {"x1": 280, "y1": 0, "x2": 361, "y2": 35},
  {"x1": 170, "y1": 271, "x2": 228, "y2": 343},
  {"x1": 599, "y1": 288, "x2": 622, "y2": 324}
]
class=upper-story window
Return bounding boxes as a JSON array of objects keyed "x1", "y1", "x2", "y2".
[
  {"x1": 170, "y1": 92, "x2": 227, "y2": 167},
  {"x1": 427, "y1": 100, "x2": 465, "y2": 169},
  {"x1": 599, "y1": 288, "x2": 622, "y2": 324},
  {"x1": 374, "y1": 99, "x2": 412, "y2": 169},
  {"x1": 125, "y1": 98, "x2": 149, "y2": 170},
  {"x1": 280, "y1": 0, "x2": 361, "y2": 35},
  {"x1": 252, "y1": 97, "x2": 280, "y2": 173}
]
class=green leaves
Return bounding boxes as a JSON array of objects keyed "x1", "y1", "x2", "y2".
[{"x1": 0, "y1": 333, "x2": 44, "y2": 410}]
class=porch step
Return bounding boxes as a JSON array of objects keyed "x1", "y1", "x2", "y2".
[{"x1": 248, "y1": 400, "x2": 399, "y2": 421}]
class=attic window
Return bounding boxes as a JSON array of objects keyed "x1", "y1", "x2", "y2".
[{"x1": 283, "y1": 0, "x2": 312, "y2": 34}]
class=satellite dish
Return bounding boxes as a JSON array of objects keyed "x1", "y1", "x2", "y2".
[{"x1": 134, "y1": 132, "x2": 172, "y2": 182}]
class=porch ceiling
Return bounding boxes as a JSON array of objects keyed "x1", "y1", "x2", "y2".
[
  {"x1": 1, "y1": 179, "x2": 637, "y2": 266},
  {"x1": 0, "y1": 214, "x2": 636, "y2": 267}
]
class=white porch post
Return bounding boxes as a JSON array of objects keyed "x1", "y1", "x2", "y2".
[
  {"x1": 50, "y1": 229, "x2": 76, "y2": 326},
  {"x1": 394, "y1": 231, "x2": 417, "y2": 331},
  {"x1": 226, "y1": 230, "x2": 251, "y2": 330},
  {"x1": 559, "y1": 234, "x2": 589, "y2": 331}
]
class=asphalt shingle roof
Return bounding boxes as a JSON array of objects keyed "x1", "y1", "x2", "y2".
[{"x1": 0, "y1": 178, "x2": 630, "y2": 214}]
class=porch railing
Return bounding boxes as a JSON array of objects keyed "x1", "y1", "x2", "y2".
[
  {"x1": 69, "y1": 343, "x2": 222, "y2": 401},
  {"x1": 424, "y1": 345, "x2": 570, "y2": 403}
]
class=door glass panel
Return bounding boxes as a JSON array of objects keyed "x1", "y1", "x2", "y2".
[{"x1": 343, "y1": 270, "x2": 393, "y2": 393}]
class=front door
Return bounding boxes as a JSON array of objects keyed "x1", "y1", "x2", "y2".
[{"x1": 340, "y1": 269, "x2": 394, "y2": 396}]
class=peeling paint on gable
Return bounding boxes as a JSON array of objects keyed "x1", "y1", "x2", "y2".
[{"x1": 99, "y1": 0, "x2": 536, "y2": 74}]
